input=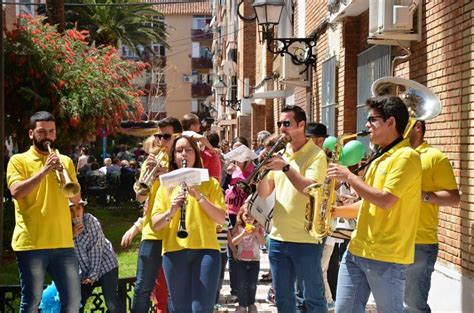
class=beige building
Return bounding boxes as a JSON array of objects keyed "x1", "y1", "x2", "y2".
[{"x1": 139, "y1": 1, "x2": 213, "y2": 122}]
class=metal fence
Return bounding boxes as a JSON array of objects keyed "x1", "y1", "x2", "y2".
[{"x1": 0, "y1": 277, "x2": 157, "y2": 312}]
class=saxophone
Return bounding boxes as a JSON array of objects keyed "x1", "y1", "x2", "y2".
[{"x1": 303, "y1": 131, "x2": 370, "y2": 240}]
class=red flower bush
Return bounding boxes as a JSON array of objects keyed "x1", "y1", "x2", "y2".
[{"x1": 4, "y1": 15, "x2": 146, "y2": 148}]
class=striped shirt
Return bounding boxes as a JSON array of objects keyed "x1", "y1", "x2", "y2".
[
  {"x1": 217, "y1": 216, "x2": 231, "y2": 253},
  {"x1": 73, "y1": 213, "x2": 118, "y2": 282}
]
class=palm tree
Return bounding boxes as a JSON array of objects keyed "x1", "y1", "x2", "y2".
[
  {"x1": 65, "y1": 0, "x2": 169, "y2": 55},
  {"x1": 46, "y1": 0, "x2": 65, "y2": 33}
]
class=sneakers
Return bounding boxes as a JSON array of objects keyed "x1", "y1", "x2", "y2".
[
  {"x1": 234, "y1": 306, "x2": 247, "y2": 313},
  {"x1": 226, "y1": 294, "x2": 239, "y2": 303},
  {"x1": 327, "y1": 302, "x2": 335, "y2": 311},
  {"x1": 214, "y1": 304, "x2": 229, "y2": 313},
  {"x1": 248, "y1": 304, "x2": 258, "y2": 313},
  {"x1": 266, "y1": 287, "x2": 275, "y2": 305}
]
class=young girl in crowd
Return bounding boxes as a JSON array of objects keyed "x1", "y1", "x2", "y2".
[
  {"x1": 222, "y1": 137, "x2": 256, "y2": 301},
  {"x1": 232, "y1": 203, "x2": 266, "y2": 313}
]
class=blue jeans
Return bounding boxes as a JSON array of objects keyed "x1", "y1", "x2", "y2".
[
  {"x1": 16, "y1": 248, "x2": 81, "y2": 313},
  {"x1": 132, "y1": 240, "x2": 163, "y2": 313},
  {"x1": 236, "y1": 261, "x2": 260, "y2": 307},
  {"x1": 336, "y1": 251, "x2": 407, "y2": 313},
  {"x1": 80, "y1": 267, "x2": 125, "y2": 313},
  {"x1": 268, "y1": 239, "x2": 326, "y2": 313},
  {"x1": 216, "y1": 252, "x2": 228, "y2": 304},
  {"x1": 163, "y1": 249, "x2": 221, "y2": 313},
  {"x1": 404, "y1": 244, "x2": 438, "y2": 313}
]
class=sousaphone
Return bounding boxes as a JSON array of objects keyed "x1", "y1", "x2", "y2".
[{"x1": 371, "y1": 76, "x2": 442, "y2": 137}]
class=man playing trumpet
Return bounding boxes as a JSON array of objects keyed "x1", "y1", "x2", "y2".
[{"x1": 6, "y1": 111, "x2": 82, "y2": 312}]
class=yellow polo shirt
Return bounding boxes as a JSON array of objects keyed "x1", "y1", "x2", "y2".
[
  {"x1": 6, "y1": 146, "x2": 79, "y2": 251},
  {"x1": 138, "y1": 160, "x2": 164, "y2": 241},
  {"x1": 415, "y1": 141, "x2": 458, "y2": 244},
  {"x1": 268, "y1": 139, "x2": 327, "y2": 243},
  {"x1": 349, "y1": 139, "x2": 421, "y2": 264},
  {"x1": 152, "y1": 177, "x2": 226, "y2": 253}
]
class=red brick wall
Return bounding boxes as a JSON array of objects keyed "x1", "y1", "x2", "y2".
[{"x1": 352, "y1": 2, "x2": 472, "y2": 276}]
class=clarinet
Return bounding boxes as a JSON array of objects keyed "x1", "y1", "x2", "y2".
[{"x1": 177, "y1": 159, "x2": 189, "y2": 239}]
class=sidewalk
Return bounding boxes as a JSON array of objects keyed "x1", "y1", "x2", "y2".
[{"x1": 217, "y1": 251, "x2": 474, "y2": 312}]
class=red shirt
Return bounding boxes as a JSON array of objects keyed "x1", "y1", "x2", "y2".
[{"x1": 201, "y1": 147, "x2": 222, "y2": 183}]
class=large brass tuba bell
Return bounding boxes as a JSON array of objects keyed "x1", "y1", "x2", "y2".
[{"x1": 371, "y1": 76, "x2": 442, "y2": 137}]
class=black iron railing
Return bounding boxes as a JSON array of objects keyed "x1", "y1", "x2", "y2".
[{"x1": 0, "y1": 277, "x2": 157, "y2": 312}]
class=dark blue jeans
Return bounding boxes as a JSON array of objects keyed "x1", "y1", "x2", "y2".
[
  {"x1": 216, "y1": 252, "x2": 228, "y2": 304},
  {"x1": 269, "y1": 239, "x2": 327, "y2": 313},
  {"x1": 236, "y1": 260, "x2": 260, "y2": 307},
  {"x1": 80, "y1": 267, "x2": 125, "y2": 313},
  {"x1": 404, "y1": 244, "x2": 438, "y2": 313},
  {"x1": 163, "y1": 249, "x2": 221, "y2": 313},
  {"x1": 16, "y1": 248, "x2": 81, "y2": 313},
  {"x1": 336, "y1": 251, "x2": 407, "y2": 313},
  {"x1": 132, "y1": 240, "x2": 163, "y2": 313}
]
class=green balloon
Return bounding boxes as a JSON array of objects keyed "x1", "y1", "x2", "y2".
[
  {"x1": 323, "y1": 136, "x2": 337, "y2": 151},
  {"x1": 340, "y1": 140, "x2": 365, "y2": 166}
]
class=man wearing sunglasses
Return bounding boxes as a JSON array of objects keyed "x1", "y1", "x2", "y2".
[
  {"x1": 327, "y1": 95, "x2": 422, "y2": 313},
  {"x1": 121, "y1": 116, "x2": 183, "y2": 313},
  {"x1": 257, "y1": 105, "x2": 328, "y2": 312}
]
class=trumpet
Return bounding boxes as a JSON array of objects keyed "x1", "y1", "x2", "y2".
[
  {"x1": 135, "y1": 146, "x2": 169, "y2": 196},
  {"x1": 237, "y1": 134, "x2": 289, "y2": 194},
  {"x1": 304, "y1": 131, "x2": 370, "y2": 240},
  {"x1": 46, "y1": 142, "x2": 81, "y2": 198},
  {"x1": 177, "y1": 159, "x2": 189, "y2": 239}
]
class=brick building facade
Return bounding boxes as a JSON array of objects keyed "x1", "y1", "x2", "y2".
[{"x1": 213, "y1": 0, "x2": 473, "y2": 279}]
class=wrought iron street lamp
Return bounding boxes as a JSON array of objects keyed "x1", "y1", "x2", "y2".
[
  {"x1": 213, "y1": 78, "x2": 241, "y2": 111},
  {"x1": 237, "y1": 0, "x2": 328, "y2": 71}
]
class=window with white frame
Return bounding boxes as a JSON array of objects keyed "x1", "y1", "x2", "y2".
[{"x1": 321, "y1": 56, "x2": 337, "y2": 136}]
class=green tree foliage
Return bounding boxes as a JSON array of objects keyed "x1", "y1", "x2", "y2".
[
  {"x1": 64, "y1": 0, "x2": 169, "y2": 55},
  {"x1": 4, "y1": 15, "x2": 147, "y2": 150}
]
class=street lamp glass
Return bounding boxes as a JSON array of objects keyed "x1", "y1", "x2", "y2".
[
  {"x1": 213, "y1": 79, "x2": 227, "y2": 96},
  {"x1": 252, "y1": 0, "x2": 285, "y2": 26}
]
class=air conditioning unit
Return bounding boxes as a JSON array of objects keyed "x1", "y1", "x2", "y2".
[
  {"x1": 183, "y1": 75, "x2": 194, "y2": 83},
  {"x1": 274, "y1": 51, "x2": 309, "y2": 88},
  {"x1": 368, "y1": 0, "x2": 421, "y2": 43}
]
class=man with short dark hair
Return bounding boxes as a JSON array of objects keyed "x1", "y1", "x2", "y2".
[
  {"x1": 257, "y1": 105, "x2": 328, "y2": 312},
  {"x1": 404, "y1": 120, "x2": 460, "y2": 313},
  {"x1": 328, "y1": 95, "x2": 422, "y2": 313},
  {"x1": 305, "y1": 122, "x2": 329, "y2": 148},
  {"x1": 7, "y1": 111, "x2": 82, "y2": 312}
]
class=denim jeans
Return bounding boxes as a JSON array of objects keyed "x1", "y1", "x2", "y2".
[
  {"x1": 404, "y1": 244, "x2": 438, "y2": 313},
  {"x1": 16, "y1": 248, "x2": 81, "y2": 313},
  {"x1": 132, "y1": 240, "x2": 163, "y2": 313},
  {"x1": 216, "y1": 252, "x2": 228, "y2": 304},
  {"x1": 236, "y1": 261, "x2": 260, "y2": 307},
  {"x1": 336, "y1": 251, "x2": 408, "y2": 313},
  {"x1": 268, "y1": 239, "x2": 326, "y2": 313},
  {"x1": 80, "y1": 267, "x2": 125, "y2": 313},
  {"x1": 163, "y1": 249, "x2": 221, "y2": 313}
]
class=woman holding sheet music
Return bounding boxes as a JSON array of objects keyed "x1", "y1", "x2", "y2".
[{"x1": 151, "y1": 135, "x2": 226, "y2": 313}]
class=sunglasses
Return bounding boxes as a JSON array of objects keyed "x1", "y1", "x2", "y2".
[
  {"x1": 366, "y1": 115, "x2": 385, "y2": 124},
  {"x1": 277, "y1": 121, "x2": 291, "y2": 128},
  {"x1": 154, "y1": 133, "x2": 173, "y2": 141}
]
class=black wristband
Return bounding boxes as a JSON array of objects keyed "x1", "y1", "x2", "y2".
[{"x1": 282, "y1": 164, "x2": 290, "y2": 173}]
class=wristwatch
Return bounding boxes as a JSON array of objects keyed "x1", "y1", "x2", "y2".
[
  {"x1": 282, "y1": 164, "x2": 290, "y2": 173},
  {"x1": 423, "y1": 192, "x2": 431, "y2": 202}
]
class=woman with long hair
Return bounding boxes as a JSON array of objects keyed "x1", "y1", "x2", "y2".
[{"x1": 151, "y1": 135, "x2": 226, "y2": 313}]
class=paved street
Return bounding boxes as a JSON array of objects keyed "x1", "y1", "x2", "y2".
[{"x1": 217, "y1": 250, "x2": 474, "y2": 313}]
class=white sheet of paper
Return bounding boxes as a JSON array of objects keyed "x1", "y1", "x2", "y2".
[
  {"x1": 223, "y1": 145, "x2": 258, "y2": 162},
  {"x1": 159, "y1": 167, "x2": 209, "y2": 188}
]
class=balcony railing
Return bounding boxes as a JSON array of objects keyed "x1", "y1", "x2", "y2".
[
  {"x1": 191, "y1": 83, "x2": 212, "y2": 98},
  {"x1": 191, "y1": 29, "x2": 213, "y2": 42},
  {"x1": 0, "y1": 278, "x2": 157, "y2": 312},
  {"x1": 192, "y1": 57, "x2": 213, "y2": 70}
]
